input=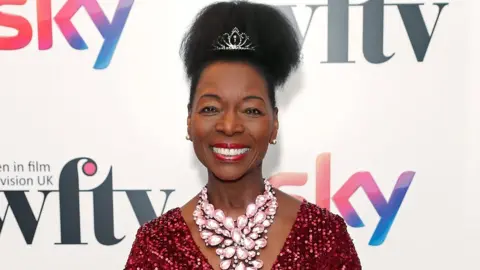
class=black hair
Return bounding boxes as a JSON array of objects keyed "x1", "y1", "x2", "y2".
[{"x1": 180, "y1": 1, "x2": 301, "y2": 109}]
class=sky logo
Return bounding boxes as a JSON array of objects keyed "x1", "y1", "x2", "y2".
[
  {"x1": 269, "y1": 152, "x2": 415, "y2": 246},
  {"x1": 0, "y1": 0, "x2": 135, "y2": 69}
]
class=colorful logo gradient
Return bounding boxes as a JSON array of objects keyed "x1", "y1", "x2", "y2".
[
  {"x1": 0, "y1": 0, "x2": 134, "y2": 69},
  {"x1": 269, "y1": 152, "x2": 415, "y2": 246}
]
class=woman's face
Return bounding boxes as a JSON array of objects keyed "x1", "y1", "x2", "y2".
[{"x1": 188, "y1": 61, "x2": 278, "y2": 181}]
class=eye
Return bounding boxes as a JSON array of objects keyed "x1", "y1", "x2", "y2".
[
  {"x1": 244, "y1": 108, "x2": 263, "y2": 116},
  {"x1": 200, "y1": 106, "x2": 219, "y2": 114}
]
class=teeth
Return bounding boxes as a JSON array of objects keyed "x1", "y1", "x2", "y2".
[{"x1": 212, "y1": 147, "x2": 250, "y2": 156}]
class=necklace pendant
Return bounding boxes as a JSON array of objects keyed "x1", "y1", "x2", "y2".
[{"x1": 195, "y1": 180, "x2": 277, "y2": 270}]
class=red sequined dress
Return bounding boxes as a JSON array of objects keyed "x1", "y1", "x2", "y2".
[{"x1": 125, "y1": 200, "x2": 361, "y2": 269}]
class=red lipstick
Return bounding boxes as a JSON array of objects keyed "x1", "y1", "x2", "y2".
[
  {"x1": 211, "y1": 143, "x2": 250, "y2": 162},
  {"x1": 212, "y1": 143, "x2": 248, "y2": 149}
]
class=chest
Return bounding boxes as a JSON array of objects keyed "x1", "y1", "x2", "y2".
[{"x1": 162, "y1": 229, "x2": 323, "y2": 270}]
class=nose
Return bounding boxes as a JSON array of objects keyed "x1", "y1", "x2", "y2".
[{"x1": 215, "y1": 109, "x2": 244, "y2": 136}]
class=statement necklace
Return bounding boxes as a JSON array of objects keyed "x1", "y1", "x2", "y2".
[{"x1": 193, "y1": 179, "x2": 278, "y2": 270}]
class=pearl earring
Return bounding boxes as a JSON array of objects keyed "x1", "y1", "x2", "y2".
[
  {"x1": 271, "y1": 139, "x2": 277, "y2": 145},
  {"x1": 186, "y1": 135, "x2": 191, "y2": 141}
]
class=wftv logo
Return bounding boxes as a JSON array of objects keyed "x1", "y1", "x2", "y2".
[
  {"x1": 277, "y1": 0, "x2": 449, "y2": 63},
  {"x1": 0, "y1": 158, "x2": 174, "y2": 246},
  {"x1": 0, "y1": 154, "x2": 415, "y2": 247},
  {"x1": 0, "y1": 0, "x2": 134, "y2": 69}
]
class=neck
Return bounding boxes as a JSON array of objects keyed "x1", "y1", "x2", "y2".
[{"x1": 206, "y1": 168, "x2": 264, "y2": 218}]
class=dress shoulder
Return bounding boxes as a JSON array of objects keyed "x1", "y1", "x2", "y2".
[
  {"x1": 293, "y1": 201, "x2": 362, "y2": 269},
  {"x1": 124, "y1": 208, "x2": 187, "y2": 269},
  {"x1": 301, "y1": 200, "x2": 348, "y2": 226},
  {"x1": 136, "y1": 207, "x2": 185, "y2": 237}
]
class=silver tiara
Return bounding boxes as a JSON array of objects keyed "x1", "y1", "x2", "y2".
[{"x1": 212, "y1": 27, "x2": 256, "y2": 51}]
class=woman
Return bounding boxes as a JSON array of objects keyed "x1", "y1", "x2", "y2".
[{"x1": 125, "y1": 1, "x2": 361, "y2": 269}]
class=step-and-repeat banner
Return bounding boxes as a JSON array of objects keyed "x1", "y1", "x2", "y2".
[{"x1": 1, "y1": 0, "x2": 478, "y2": 269}]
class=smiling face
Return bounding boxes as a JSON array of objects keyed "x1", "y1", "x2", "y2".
[{"x1": 187, "y1": 61, "x2": 278, "y2": 181}]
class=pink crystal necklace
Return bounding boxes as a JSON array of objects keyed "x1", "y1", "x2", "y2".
[{"x1": 193, "y1": 179, "x2": 278, "y2": 270}]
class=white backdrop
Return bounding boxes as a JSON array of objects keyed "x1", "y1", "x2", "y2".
[{"x1": 0, "y1": 0, "x2": 478, "y2": 269}]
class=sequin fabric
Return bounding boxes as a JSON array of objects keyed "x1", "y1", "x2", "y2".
[{"x1": 125, "y1": 201, "x2": 361, "y2": 269}]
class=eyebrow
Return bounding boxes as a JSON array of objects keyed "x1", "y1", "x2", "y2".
[
  {"x1": 243, "y1": 95, "x2": 265, "y2": 103},
  {"x1": 199, "y1": 93, "x2": 221, "y2": 101},
  {"x1": 198, "y1": 94, "x2": 266, "y2": 103}
]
